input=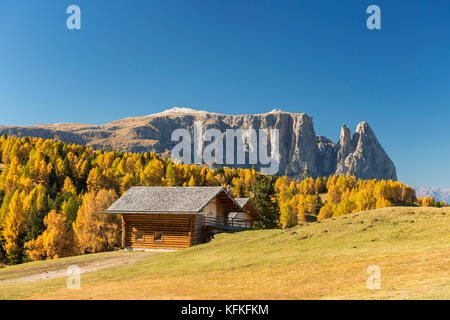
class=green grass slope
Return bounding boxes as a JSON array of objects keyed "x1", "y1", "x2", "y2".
[{"x1": 0, "y1": 206, "x2": 449, "y2": 300}]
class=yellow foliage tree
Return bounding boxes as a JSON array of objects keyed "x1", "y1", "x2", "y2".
[
  {"x1": 2, "y1": 190, "x2": 27, "y2": 263},
  {"x1": 421, "y1": 196, "x2": 435, "y2": 207},
  {"x1": 354, "y1": 189, "x2": 376, "y2": 212},
  {"x1": 62, "y1": 176, "x2": 77, "y2": 195},
  {"x1": 188, "y1": 175, "x2": 196, "y2": 187},
  {"x1": 333, "y1": 198, "x2": 356, "y2": 218},
  {"x1": 25, "y1": 210, "x2": 75, "y2": 260},
  {"x1": 296, "y1": 194, "x2": 320, "y2": 221},
  {"x1": 317, "y1": 202, "x2": 336, "y2": 221},
  {"x1": 376, "y1": 197, "x2": 392, "y2": 209},
  {"x1": 86, "y1": 167, "x2": 104, "y2": 192},
  {"x1": 142, "y1": 158, "x2": 164, "y2": 186},
  {"x1": 3, "y1": 157, "x2": 22, "y2": 193},
  {"x1": 401, "y1": 186, "x2": 416, "y2": 203},
  {"x1": 121, "y1": 173, "x2": 137, "y2": 193},
  {"x1": 327, "y1": 184, "x2": 341, "y2": 205},
  {"x1": 279, "y1": 200, "x2": 297, "y2": 228},
  {"x1": 73, "y1": 189, "x2": 120, "y2": 253}
]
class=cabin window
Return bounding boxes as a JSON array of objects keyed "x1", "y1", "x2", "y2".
[
  {"x1": 135, "y1": 231, "x2": 144, "y2": 241},
  {"x1": 154, "y1": 232, "x2": 163, "y2": 242}
]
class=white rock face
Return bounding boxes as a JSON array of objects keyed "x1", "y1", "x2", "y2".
[
  {"x1": 416, "y1": 187, "x2": 450, "y2": 203},
  {"x1": 334, "y1": 121, "x2": 397, "y2": 180},
  {"x1": 0, "y1": 109, "x2": 397, "y2": 180}
]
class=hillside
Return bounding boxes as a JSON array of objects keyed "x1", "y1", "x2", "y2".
[
  {"x1": 0, "y1": 108, "x2": 397, "y2": 179},
  {"x1": 0, "y1": 206, "x2": 448, "y2": 300}
]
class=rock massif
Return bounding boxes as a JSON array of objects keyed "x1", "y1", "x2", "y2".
[{"x1": 0, "y1": 107, "x2": 397, "y2": 180}]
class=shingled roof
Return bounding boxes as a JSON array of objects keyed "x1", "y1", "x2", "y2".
[
  {"x1": 233, "y1": 198, "x2": 263, "y2": 220},
  {"x1": 235, "y1": 198, "x2": 251, "y2": 208},
  {"x1": 105, "y1": 186, "x2": 240, "y2": 214}
]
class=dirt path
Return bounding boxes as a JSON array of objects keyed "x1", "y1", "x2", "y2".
[{"x1": 0, "y1": 252, "x2": 155, "y2": 285}]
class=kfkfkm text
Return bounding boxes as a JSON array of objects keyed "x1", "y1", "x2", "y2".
[{"x1": 181, "y1": 304, "x2": 269, "y2": 317}]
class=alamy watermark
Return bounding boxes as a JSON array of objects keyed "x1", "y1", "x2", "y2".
[
  {"x1": 66, "y1": 5, "x2": 81, "y2": 30},
  {"x1": 170, "y1": 121, "x2": 280, "y2": 175},
  {"x1": 65, "y1": 5, "x2": 381, "y2": 31},
  {"x1": 366, "y1": 5, "x2": 381, "y2": 30},
  {"x1": 366, "y1": 265, "x2": 381, "y2": 290},
  {"x1": 67, "y1": 265, "x2": 81, "y2": 290}
]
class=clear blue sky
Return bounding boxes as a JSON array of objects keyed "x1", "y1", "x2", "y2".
[{"x1": 0, "y1": 1, "x2": 449, "y2": 188}]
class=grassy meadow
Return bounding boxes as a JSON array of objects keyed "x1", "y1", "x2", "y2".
[{"x1": 0, "y1": 206, "x2": 449, "y2": 300}]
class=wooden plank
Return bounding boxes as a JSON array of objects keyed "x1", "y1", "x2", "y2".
[
  {"x1": 121, "y1": 215, "x2": 126, "y2": 248},
  {"x1": 122, "y1": 213, "x2": 195, "y2": 250}
]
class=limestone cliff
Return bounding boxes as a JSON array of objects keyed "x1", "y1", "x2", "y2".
[{"x1": 0, "y1": 107, "x2": 397, "y2": 180}]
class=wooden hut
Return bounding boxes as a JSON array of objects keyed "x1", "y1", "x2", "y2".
[
  {"x1": 104, "y1": 186, "x2": 262, "y2": 251},
  {"x1": 228, "y1": 198, "x2": 263, "y2": 228}
]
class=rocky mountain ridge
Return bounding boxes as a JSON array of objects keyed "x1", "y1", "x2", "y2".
[{"x1": 0, "y1": 108, "x2": 397, "y2": 180}]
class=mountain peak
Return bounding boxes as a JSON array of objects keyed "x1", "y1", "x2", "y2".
[
  {"x1": 268, "y1": 108, "x2": 284, "y2": 113},
  {"x1": 153, "y1": 107, "x2": 214, "y2": 116},
  {"x1": 356, "y1": 121, "x2": 374, "y2": 136},
  {"x1": 339, "y1": 124, "x2": 351, "y2": 145}
]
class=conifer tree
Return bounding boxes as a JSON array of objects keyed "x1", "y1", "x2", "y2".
[
  {"x1": 61, "y1": 195, "x2": 80, "y2": 227},
  {"x1": 279, "y1": 200, "x2": 297, "y2": 228},
  {"x1": 376, "y1": 197, "x2": 391, "y2": 209},
  {"x1": 24, "y1": 185, "x2": 49, "y2": 243},
  {"x1": 3, "y1": 190, "x2": 27, "y2": 264},
  {"x1": 251, "y1": 175, "x2": 279, "y2": 229},
  {"x1": 188, "y1": 175, "x2": 196, "y2": 187},
  {"x1": 165, "y1": 162, "x2": 179, "y2": 186},
  {"x1": 421, "y1": 196, "x2": 435, "y2": 207},
  {"x1": 317, "y1": 202, "x2": 336, "y2": 221},
  {"x1": 25, "y1": 210, "x2": 75, "y2": 260},
  {"x1": 333, "y1": 198, "x2": 356, "y2": 218},
  {"x1": 73, "y1": 189, "x2": 119, "y2": 253}
]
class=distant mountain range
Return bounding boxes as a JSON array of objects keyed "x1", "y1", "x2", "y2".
[
  {"x1": 0, "y1": 107, "x2": 397, "y2": 180},
  {"x1": 415, "y1": 187, "x2": 450, "y2": 203}
]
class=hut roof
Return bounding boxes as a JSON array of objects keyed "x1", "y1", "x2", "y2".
[
  {"x1": 105, "y1": 186, "x2": 240, "y2": 214},
  {"x1": 232, "y1": 197, "x2": 263, "y2": 220},
  {"x1": 235, "y1": 198, "x2": 251, "y2": 208}
]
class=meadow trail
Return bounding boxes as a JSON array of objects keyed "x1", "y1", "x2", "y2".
[{"x1": 0, "y1": 252, "x2": 156, "y2": 285}]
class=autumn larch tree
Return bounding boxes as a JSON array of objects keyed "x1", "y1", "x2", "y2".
[{"x1": 73, "y1": 189, "x2": 120, "y2": 253}]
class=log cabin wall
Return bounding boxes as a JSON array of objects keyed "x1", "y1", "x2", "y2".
[
  {"x1": 242, "y1": 202, "x2": 260, "y2": 227},
  {"x1": 121, "y1": 215, "x2": 126, "y2": 248},
  {"x1": 202, "y1": 200, "x2": 217, "y2": 220},
  {"x1": 192, "y1": 214, "x2": 205, "y2": 245},
  {"x1": 122, "y1": 213, "x2": 203, "y2": 250},
  {"x1": 230, "y1": 211, "x2": 253, "y2": 227},
  {"x1": 200, "y1": 196, "x2": 232, "y2": 224},
  {"x1": 216, "y1": 199, "x2": 227, "y2": 223}
]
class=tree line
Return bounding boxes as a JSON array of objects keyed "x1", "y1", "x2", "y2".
[{"x1": 0, "y1": 135, "x2": 442, "y2": 265}]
